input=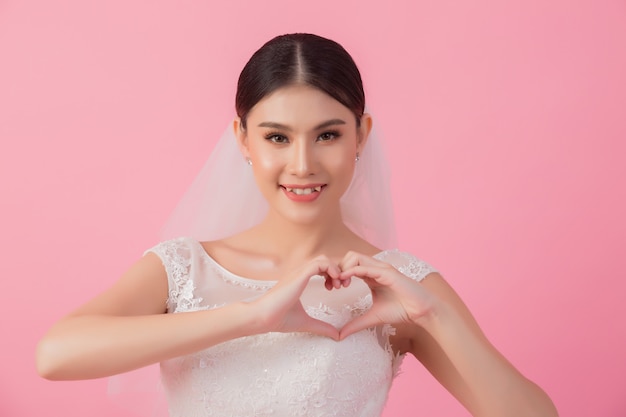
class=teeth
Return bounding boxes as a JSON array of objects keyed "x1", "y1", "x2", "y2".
[{"x1": 285, "y1": 186, "x2": 322, "y2": 195}]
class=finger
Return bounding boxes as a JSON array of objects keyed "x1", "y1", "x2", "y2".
[
  {"x1": 333, "y1": 277, "x2": 342, "y2": 289},
  {"x1": 339, "y1": 312, "x2": 380, "y2": 340},
  {"x1": 314, "y1": 258, "x2": 341, "y2": 280},
  {"x1": 339, "y1": 251, "x2": 387, "y2": 272},
  {"x1": 326, "y1": 263, "x2": 342, "y2": 279},
  {"x1": 342, "y1": 276, "x2": 351, "y2": 288},
  {"x1": 272, "y1": 262, "x2": 332, "y2": 302},
  {"x1": 290, "y1": 259, "x2": 338, "y2": 295},
  {"x1": 323, "y1": 276, "x2": 344, "y2": 291},
  {"x1": 324, "y1": 277, "x2": 333, "y2": 291},
  {"x1": 302, "y1": 318, "x2": 340, "y2": 341},
  {"x1": 339, "y1": 265, "x2": 396, "y2": 291},
  {"x1": 339, "y1": 250, "x2": 364, "y2": 271},
  {"x1": 323, "y1": 266, "x2": 352, "y2": 291},
  {"x1": 338, "y1": 251, "x2": 357, "y2": 271},
  {"x1": 339, "y1": 265, "x2": 385, "y2": 281}
]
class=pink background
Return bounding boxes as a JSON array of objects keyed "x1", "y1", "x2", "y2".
[{"x1": 1, "y1": 1, "x2": 625, "y2": 416}]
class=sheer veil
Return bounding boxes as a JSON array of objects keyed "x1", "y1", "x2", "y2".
[
  {"x1": 159, "y1": 114, "x2": 397, "y2": 248},
  {"x1": 108, "y1": 114, "x2": 397, "y2": 415}
]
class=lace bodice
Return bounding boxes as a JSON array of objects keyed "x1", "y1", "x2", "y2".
[{"x1": 147, "y1": 237, "x2": 437, "y2": 417}]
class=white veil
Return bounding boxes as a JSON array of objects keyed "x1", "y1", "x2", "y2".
[
  {"x1": 108, "y1": 114, "x2": 397, "y2": 415},
  {"x1": 159, "y1": 116, "x2": 397, "y2": 248}
]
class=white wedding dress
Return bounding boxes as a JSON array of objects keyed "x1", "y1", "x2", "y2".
[{"x1": 147, "y1": 237, "x2": 437, "y2": 417}]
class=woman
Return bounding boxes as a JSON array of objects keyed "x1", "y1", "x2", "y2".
[{"x1": 36, "y1": 33, "x2": 558, "y2": 417}]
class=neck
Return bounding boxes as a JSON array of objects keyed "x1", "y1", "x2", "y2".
[{"x1": 254, "y1": 207, "x2": 355, "y2": 260}]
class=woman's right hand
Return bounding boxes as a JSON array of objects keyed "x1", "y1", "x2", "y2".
[
  {"x1": 36, "y1": 252, "x2": 344, "y2": 380},
  {"x1": 248, "y1": 255, "x2": 343, "y2": 340}
]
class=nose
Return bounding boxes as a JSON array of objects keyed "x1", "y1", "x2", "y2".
[{"x1": 288, "y1": 139, "x2": 315, "y2": 177}]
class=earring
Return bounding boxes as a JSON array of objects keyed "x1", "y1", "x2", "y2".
[
  {"x1": 246, "y1": 158, "x2": 252, "y2": 166},
  {"x1": 355, "y1": 153, "x2": 360, "y2": 162}
]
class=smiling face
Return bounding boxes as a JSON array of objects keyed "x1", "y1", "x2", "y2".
[{"x1": 236, "y1": 84, "x2": 371, "y2": 226}]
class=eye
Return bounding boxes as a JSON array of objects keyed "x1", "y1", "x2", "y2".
[
  {"x1": 317, "y1": 131, "x2": 341, "y2": 142},
  {"x1": 264, "y1": 132, "x2": 289, "y2": 144}
]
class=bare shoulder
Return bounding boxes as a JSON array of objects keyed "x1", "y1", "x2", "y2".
[
  {"x1": 200, "y1": 237, "x2": 240, "y2": 257},
  {"x1": 67, "y1": 250, "x2": 169, "y2": 318},
  {"x1": 201, "y1": 232, "x2": 262, "y2": 263},
  {"x1": 200, "y1": 233, "x2": 281, "y2": 280}
]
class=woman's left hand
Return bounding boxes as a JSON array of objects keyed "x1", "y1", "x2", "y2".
[{"x1": 337, "y1": 251, "x2": 438, "y2": 340}]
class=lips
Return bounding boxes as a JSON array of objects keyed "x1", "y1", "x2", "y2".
[{"x1": 280, "y1": 184, "x2": 327, "y2": 202}]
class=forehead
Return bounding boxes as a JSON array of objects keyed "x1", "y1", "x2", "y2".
[{"x1": 247, "y1": 85, "x2": 353, "y2": 127}]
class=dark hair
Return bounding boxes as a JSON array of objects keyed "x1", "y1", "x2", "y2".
[{"x1": 235, "y1": 33, "x2": 365, "y2": 129}]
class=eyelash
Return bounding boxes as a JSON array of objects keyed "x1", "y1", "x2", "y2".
[
  {"x1": 318, "y1": 130, "x2": 341, "y2": 142},
  {"x1": 264, "y1": 132, "x2": 288, "y2": 143},
  {"x1": 264, "y1": 130, "x2": 342, "y2": 143}
]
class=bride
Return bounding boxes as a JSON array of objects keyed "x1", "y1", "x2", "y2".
[{"x1": 36, "y1": 33, "x2": 558, "y2": 417}]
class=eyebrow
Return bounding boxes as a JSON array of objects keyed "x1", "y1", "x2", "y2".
[{"x1": 257, "y1": 119, "x2": 346, "y2": 131}]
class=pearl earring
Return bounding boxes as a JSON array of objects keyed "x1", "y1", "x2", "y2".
[
  {"x1": 246, "y1": 158, "x2": 252, "y2": 166},
  {"x1": 355, "y1": 153, "x2": 360, "y2": 162}
]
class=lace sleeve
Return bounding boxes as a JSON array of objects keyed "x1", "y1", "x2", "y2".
[
  {"x1": 377, "y1": 249, "x2": 438, "y2": 282},
  {"x1": 144, "y1": 237, "x2": 196, "y2": 313}
]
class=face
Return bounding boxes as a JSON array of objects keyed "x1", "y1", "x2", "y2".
[{"x1": 236, "y1": 84, "x2": 371, "y2": 226}]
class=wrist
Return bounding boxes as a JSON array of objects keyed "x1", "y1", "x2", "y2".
[
  {"x1": 412, "y1": 299, "x2": 456, "y2": 335},
  {"x1": 223, "y1": 301, "x2": 267, "y2": 339},
  {"x1": 234, "y1": 298, "x2": 278, "y2": 337}
]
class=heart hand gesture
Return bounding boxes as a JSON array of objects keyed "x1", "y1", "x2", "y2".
[{"x1": 249, "y1": 251, "x2": 437, "y2": 341}]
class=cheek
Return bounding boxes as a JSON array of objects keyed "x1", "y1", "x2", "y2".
[
  {"x1": 251, "y1": 150, "x2": 284, "y2": 177},
  {"x1": 326, "y1": 145, "x2": 355, "y2": 167},
  {"x1": 325, "y1": 149, "x2": 356, "y2": 180}
]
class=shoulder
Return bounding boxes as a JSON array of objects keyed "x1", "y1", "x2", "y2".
[
  {"x1": 199, "y1": 237, "x2": 247, "y2": 266},
  {"x1": 375, "y1": 249, "x2": 438, "y2": 282},
  {"x1": 199, "y1": 236, "x2": 279, "y2": 280},
  {"x1": 145, "y1": 236, "x2": 202, "y2": 261},
  {"x1": 143, "y1": 237, "x2": 211, "y2": 283}
]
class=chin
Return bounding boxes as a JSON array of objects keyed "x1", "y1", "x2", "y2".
[
  {"x1": 283, "y1": 212, "x2": 328, "y2": 226},
  {"x1": 274, "y1": 205, "x2": 337, "y2": 227}
]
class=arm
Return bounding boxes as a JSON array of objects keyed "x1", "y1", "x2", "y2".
[
  {"x1": 337, "y1": 253, "x2": 558, "y2": 417},
  {"x1": 36, "y1": 253, "x2": 256, "y2": 380},
  {"x1": 36, "y1": 252, "x2": 341, "y2": 381},
  {"x1": 401, "y1": 273, "x2": 558, "y2": 417}
]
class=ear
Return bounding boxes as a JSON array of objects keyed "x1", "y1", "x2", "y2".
[
  {"x1": 233, "y1": 117, "x2": 250, "y2": 159},
  {"x1": 356, "y1": 113, "x2": 373, "y2": 155}
]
